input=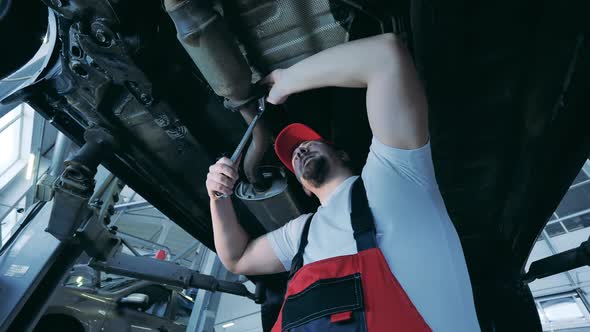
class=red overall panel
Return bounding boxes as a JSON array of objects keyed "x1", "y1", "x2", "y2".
[{"x1": 272, "y1": 248, "x2": 432, "y2": 332}]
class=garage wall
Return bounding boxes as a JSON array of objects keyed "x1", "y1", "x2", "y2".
[{"x1": 214, "y1": 282, "x2": 262, "y2": 332}]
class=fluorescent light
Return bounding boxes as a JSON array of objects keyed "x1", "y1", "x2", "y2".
[
  {"x1": 222, "y1": 322, "x2": 235, "y2": 328},
  {"x1": 25, "y1": 153, "x2": 35, "y2": 180}
]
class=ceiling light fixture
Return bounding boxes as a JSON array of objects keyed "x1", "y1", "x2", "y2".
[
  {"x1": 222, "y1": 322, "x2": 235, "y2": 328},
  {"x1": 25, "y1": 153, "x2": 35, "y2": 180}
]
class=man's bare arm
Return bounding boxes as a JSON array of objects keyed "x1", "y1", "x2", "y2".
[
  {"x1": 207, "y1": 158, "x2": 285, "y2": 275},
  {"x1": 265, "y1": 33, "x2": 429, "y2": 149}
]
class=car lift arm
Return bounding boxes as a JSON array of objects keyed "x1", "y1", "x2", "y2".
[
  {"x1": 89, "y1": 252, "x2": 257, "y2": 300},
  {"x1": 524, "y1": 236, "x2": 590, "y2": 283},
  {"x1": 44, "y1": 127, "x2": 263, "y2": 303}
]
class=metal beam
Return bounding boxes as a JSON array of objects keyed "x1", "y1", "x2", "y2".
[
  {"x1": 113, "y1": 200, "x2": 150, "y2": 213},
  {"x1": 89, "y1": 173, "x2": 115, "y2": 205},
  {"x1": 173, "y1": 242, "x2": 201, "y2": 264},
  {"x1": 533, "y1": 281, "x2": 590, "y2": 298},
  {"x1": 123, "y1": 212, "x2": 168, "y2": 220},
  {"x1": 551, "y1": 208, "x2": 590, "y2": 224},
  {"x1": 570, "y1": 179, "x2": 590, "y2": 190},
  {"x1": 121, "y1": 238, "x2": 141, "y2": 256},
  {"x1": 117, "y1": 230, "x2": 172, "y2": 254},
  {"x1": 191, "y1": 243, "x2": 205, "y2": 271},
  {"x1": 109, "y1": 192, "x2": 138, "y2": 226},
  {"x1": 583, "y1": 160, "x2": 590, "y2": 178},
  {"x1": 0, "y1": 109, "x2": 22, "y2": 133},
  {"x1": 25, "y1": 112, "x2": 46, "y2": 209},
  {"x1": 49, "y1": 132, "x2": 70, "y2": 177},
  {"x1": 157, "y1": 223, "x2": 171, "y2": 244}
]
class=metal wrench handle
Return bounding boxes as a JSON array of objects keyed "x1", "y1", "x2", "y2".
[{"x1": 215, "y1": 97, "x2": 266, "y2": 199}]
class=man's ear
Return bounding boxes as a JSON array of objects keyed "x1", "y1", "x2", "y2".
[{"x1": 338, "y1": 150, "x2": 351, "y2": 164}]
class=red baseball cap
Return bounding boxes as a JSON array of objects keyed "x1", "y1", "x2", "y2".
[{"x1": 275, "y1": 123, "x2": 324, "y2": 173}]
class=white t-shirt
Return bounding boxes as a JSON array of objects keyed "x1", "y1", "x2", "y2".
[{"x1": 267, "y1": 137, "x2": 481, "y2": 332}]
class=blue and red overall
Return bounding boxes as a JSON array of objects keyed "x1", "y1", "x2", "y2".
[{"x1": 272, "y1": 178, "x2": 432, "y2": 331}]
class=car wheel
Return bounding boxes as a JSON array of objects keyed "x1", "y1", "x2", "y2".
[{"x1": 33, "y1": 314, "x2": 85, "y2": 332}]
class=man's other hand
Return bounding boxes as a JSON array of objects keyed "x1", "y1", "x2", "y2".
[
  {"x1": 262, "y1": 69, "x2": 291, "y2": 105},
  {"x1": 206, "y1": 157, "x2": 239, "y2": 199}
]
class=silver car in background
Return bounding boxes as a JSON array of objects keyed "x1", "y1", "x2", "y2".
[{"x1": 34, "y1": 265, "x2": 194, "y2": 332}]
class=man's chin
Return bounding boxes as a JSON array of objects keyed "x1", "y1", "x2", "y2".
[{"x1": 301, "y1": 159, "x2": 329, "y2": 188}]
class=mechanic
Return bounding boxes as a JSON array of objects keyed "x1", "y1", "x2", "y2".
[{"x1": 205, "y1": 33, "x2": 481, "y2": 331}]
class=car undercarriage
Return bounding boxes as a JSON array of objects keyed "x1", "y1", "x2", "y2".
[{"x1": 1, "y1": 0, "x2": 589, "y2": 331}]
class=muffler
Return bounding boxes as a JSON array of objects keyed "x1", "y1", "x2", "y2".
[{"x1": 235, "y1": 166, "x2": 303, "y2": 231}]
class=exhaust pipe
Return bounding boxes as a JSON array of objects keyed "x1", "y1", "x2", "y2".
[
  {"x1": 238, "y1": 105, "x2": 270, "y2": 189},
  {"x1": 165, "y1": 0, "x2": 270, "y2": 189}
]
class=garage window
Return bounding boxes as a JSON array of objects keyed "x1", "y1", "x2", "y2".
[
  {"x1": 572, "y1": 171, "x2": 589, "y2": 186},
  {"x1": 545, "y1": 222, "x2": 567, "y2": 237},
  {"x1": 544, "y1": 211, "x2": 590, "y2": 238},
  {"x1": 540, "y1": 296, "x2": 585, "y2": 322},
  {"x1": 555, "y1": 181, "x2": 590, "y2": 218},
  {"x1": 562, "y1": 213, "x2": 590, "y2": 232},
  {"x1": 0, "y1": 104, "x2": 36, "y2": 247},
  {"x1": 536, "y1": 293, "x2": 590, "y2": 329},
  {"x1": 0, "y1": 107, "x2": 24, "y2": 177}
]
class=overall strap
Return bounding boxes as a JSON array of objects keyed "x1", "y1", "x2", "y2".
[
  {"x1": 350, "y1": 177, "x2": 377, "y2": 251},
  {"x1": 288, "y1": 214, "x2": 314, "y2": 280},
  {"x1": 287, "y1": 178, "x2": 376, "y2": 279}
]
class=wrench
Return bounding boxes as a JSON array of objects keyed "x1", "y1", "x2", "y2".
[{"x1": 215, "y1": 97, "x2": 266, "y2": 199}]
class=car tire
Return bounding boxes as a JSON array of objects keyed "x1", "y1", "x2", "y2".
[{"x1": 33, "y1": 314, "x2": 85, "y2": 332}]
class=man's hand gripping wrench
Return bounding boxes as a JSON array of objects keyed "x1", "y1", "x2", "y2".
[{"x1": 214, "y1": 97, "x2": 266, "y2": 199}]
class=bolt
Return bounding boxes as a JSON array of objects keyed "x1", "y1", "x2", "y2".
[
  {"x1": 95, "y1": 29, "x2": 108, "y2": 44},
  {"x1": 140, "y1": 93, "x2": 153, "y2": 105},
  {"x1": 92, "y1": 199, "x2": 104, "y2": 206}
]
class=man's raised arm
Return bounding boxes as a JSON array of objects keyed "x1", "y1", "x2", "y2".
[
  {"x1": 265, "y1": 33, "x2": 429, "y2": 149},
  {"x1": 206, "y1": 157, "x2": 286, "y2": 275}
]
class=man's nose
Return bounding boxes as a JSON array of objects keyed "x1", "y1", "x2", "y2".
[{"x1": 296, "y1": 147, "x2": 307, "y2": 159}]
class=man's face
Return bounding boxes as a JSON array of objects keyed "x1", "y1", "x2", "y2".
[{"x1": 291, "y1": 140, "x2": 338, "y2": 188}]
